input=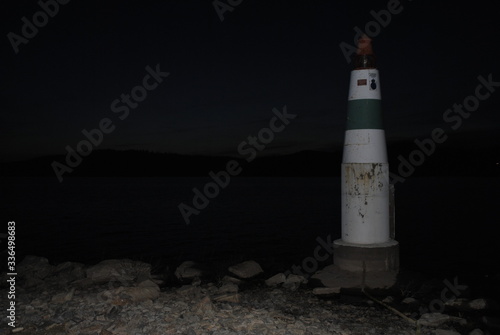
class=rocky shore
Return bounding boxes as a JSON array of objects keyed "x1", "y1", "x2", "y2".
[{"x1": 1, "y1": 256, "x2": 498, "y2": 335}]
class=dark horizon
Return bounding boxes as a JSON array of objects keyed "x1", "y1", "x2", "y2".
[
  {"x1": 2, "y1": 0, "x2": 500, "y2": 162},
  {"x1": 2, "y1": 129, "x2": 499, "y2": 182}
]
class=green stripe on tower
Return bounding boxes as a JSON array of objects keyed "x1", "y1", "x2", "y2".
[{"x1": 346, "y1": 99, "x2": 383, "y2": 130}]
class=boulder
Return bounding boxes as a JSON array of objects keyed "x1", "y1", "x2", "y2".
[
  {"x1": 101, "y1": 279, "x2": 160, "y2": 304},
  {"x1": 18, "y1": 255, "x2": 55, "y2": 280},
  {"x1": 282, "y1": 274, "x2": 307, "y2": 291},
  {"x1": 86, "y1": 259, "x2": 151, "y2": 284},
  {"x1": 265, "y1": 273, "x2": 286, "y2": 287},
  {"x1": 228, "y1": 260, "x2": 263, "y2": 279},
  {"x1": 174, "y1": 261, "x2": 204, "y2": 280},
  {"x1": 54, "y1": 261, "x2": 86, "y2": 283},
  {"x1": 468, "y1": 298, "x2": 489, "y2": 310}
]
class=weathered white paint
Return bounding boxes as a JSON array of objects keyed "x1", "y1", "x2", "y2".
[{"x1": 341, "y1": 162, "x2": 390, "y2": 244}]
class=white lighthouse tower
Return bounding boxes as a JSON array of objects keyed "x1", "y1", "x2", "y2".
[{"x1": 313, "y1": 36, "x2": 399, "y2": 291}]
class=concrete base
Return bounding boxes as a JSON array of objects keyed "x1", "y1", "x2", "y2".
[
  {"x1": 309, "y1": 239, "x2": 399, "y2": 293},
  {"x1": 310, "y1": 264, "x2": 398, "y2": 294},
  {"x1": 333, "y1": 239, "x2": 399, "y2": 273}
]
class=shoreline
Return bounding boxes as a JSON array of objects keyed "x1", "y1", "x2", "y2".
[{"x1": 2, "y1": 255, "x2": 499, "y2": 335}]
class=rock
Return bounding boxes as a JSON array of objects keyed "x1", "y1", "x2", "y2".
[
  {"x1": 283, "y1": 282, "x2": 300, "y2": 291},
  {"x1": 283, "y1": 274, "x2": 307, "y2": 291},
  {"x1": 175, "y1": 261, "x2": 204, "y2": 280},
  {"x1": 418, "y1": 313, "x2": 451, "y2": 327},
  {"x1": 121, "y1": 280, "x2": 160, "y2": 302},
  {"x1": 86, "y1": 259, "x2": 151, "y2": 283},
  {"x1": 4, "y1": 255, "x2": 445, "y2": 335},
  {"x1": 128, "y1": 287, "x2": 156, "y2": 302},
  {"x1": 150, "y1": 274, "x2": 165, "y2": 286},
  {"x1": 213, "y1": 292, "x2": 240, "y2": 303},
  {"x1": 18, "y1": 255, "x2": 55, "y2": 280},
  {"x1": 445, "y1": 298, "x2": 491, "y2": 312},
  {"x1": 401, "y1": 296, "x2": 419, "y2": 313},
  {"x1": 287, "y1": 320, "x2": 307, "y2": 335},
  {"x1": 265, "y1": 273, "x2": 286, "y2": 286},
  {"x1": 468, "y1": 298, "x2": 489, "y2": 310},
  {"x1": 286, "y1": 274, "x2": 308, "y2": 284},
  {"x1": 21, "y1": 277, "x2": 45, "y2": 289},
  {"x1": 55, "y1": 261, "x2": 82, "y2": 273},
  {"x1": 54, "y1": 261, "x2": 86, "y2": 282},
  {"x1": 218, "y1": 282, "x2": 239, "y2": 294},
  {"x1": 468, "y1": 329, "x2": 484, "y2": 335},
  {"x1": 312, "y1": 287, "x2": 340, "y2": 296},
  {"x1": 221, "y1": 275, "x2": 242, "y2": 285},
  {"x1": 96, "y1": 279, "x2": 160, "y2": 304},
  {"x1": 51, "y1": 288, "x2": 75, "y2": 304},
  {"x1": 382, "y1": 296, "x2": 394, "y2": 304},
  {"x1": 138, "y1": 279, "x2": 159, "y2": 289},
  {"x1": 203, "y1": 282, "x2": 218, "y2": 295},
  {"x1": 445, "y1": 298, "x2": 469, "y2": 309},
  {"x1": 418, "y1": 313, "x2": 466, "y2": 327},
  {"x1": 402, "y1": 297, "x2": 418, "y2": 304},
  {"x1": 176, "y1": 285, "x2": 201, "y2": 297},
  {"x1": 192, "y1": 296, "x2": 214, "y2": 316},
  {"x1": 191, "y1": 276, "x2": 201, "y2": 286},
  {"x1": 228, "y1": 260, "x2": 263, "y2": 279}
]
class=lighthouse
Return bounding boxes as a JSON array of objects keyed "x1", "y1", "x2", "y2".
[
  {"x1": 335, "y1": 34, "x2": 399, "y2": 278},
  {"x1": 312, "y1": 36, "x2": 399, "y2": 291}
]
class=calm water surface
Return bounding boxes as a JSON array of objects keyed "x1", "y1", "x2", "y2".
[{"x1": 2, "y1": 177, "x2": 499, "y2": 276}]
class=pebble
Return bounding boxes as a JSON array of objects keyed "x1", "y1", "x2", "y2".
[{"x1": 1, "y1": 256, "x2": 492, "y2": 335}]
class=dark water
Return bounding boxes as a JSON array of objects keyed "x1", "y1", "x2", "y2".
[{"x1": 1, "y1": 176, "x2": 499, "y2": 278}]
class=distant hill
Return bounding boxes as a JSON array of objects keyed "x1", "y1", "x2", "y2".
[
  {"x1": 0, "y1": 149, "x2": 340, "y2": 178},
  {"x1": 1, "y1": 133, "x2": 499, "y2": 179}
]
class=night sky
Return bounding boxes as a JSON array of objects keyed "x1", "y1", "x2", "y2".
[{"x1": 1, "y1": 0, "x2": 499, "y2": 162}]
